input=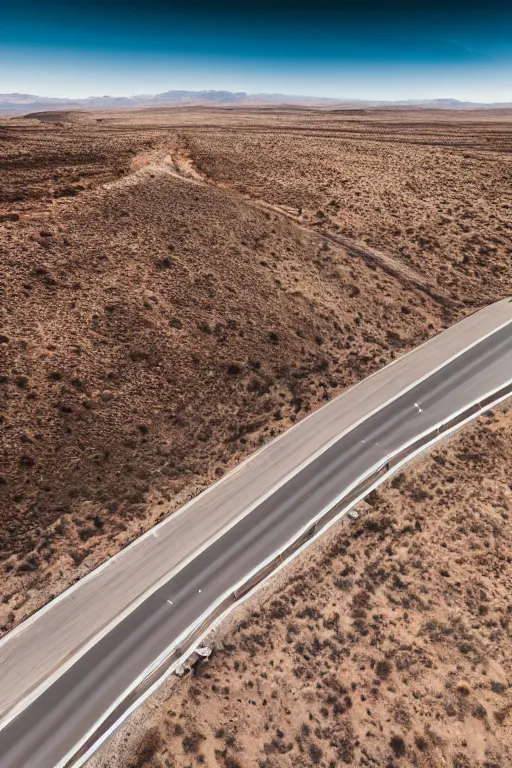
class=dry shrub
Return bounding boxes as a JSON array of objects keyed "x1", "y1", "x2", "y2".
[{"x1": 127, "y1": 727, "x2": 162, "y2": 768}]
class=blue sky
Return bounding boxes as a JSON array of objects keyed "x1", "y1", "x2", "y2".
[{"x1": 2, "y1": 0, "x2": 511, "y2": 100}]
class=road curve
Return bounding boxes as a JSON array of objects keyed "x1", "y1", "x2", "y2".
[{"x1": 0, "y1": 299, "x2": 512, "y2": 768}]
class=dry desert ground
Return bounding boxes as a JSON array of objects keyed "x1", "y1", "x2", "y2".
[{"x1": 0, "y1": 105, "x2": 511, "y2": 767}]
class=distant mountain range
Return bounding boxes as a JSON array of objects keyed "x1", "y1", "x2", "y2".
[{"x1": 1, "y1": 90, "x2": 511, "y2": 115}]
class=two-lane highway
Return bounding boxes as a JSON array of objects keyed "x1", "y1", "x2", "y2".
[{"x1": 0, "y1": 300, "x2": 511, "y2": 767}]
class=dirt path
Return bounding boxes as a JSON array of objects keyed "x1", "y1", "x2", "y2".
[{"x1": 110, "y1": 143, "x2": 452, "y2": 307}]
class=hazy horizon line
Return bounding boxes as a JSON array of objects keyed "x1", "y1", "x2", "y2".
[{"x1": 2, "y1": 88, "x2": 511, "y2": 105}]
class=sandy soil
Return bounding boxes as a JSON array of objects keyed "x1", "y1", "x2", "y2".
[
  {"x1": 0, "y1": 107, "x2": 510, "y2": 639},
  {"x1": 91, "y1": 403, "x2": 512, "y2": 768}
]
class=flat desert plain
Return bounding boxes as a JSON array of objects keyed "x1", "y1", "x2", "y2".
[{"x1": 1, "y1": 106, "x2": 511, "y2": 766}]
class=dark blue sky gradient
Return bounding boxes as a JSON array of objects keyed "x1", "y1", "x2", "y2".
[{"x1": 2, "y1": 0, "x2": 511, "y2": 99}]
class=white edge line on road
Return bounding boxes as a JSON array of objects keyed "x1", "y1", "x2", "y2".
[
  {"x1": 56, "y1": 380, "x2": 512, "y2": 768},
  {"x1": 1, "y1": 309, "x2": 511, "y2": 732}
]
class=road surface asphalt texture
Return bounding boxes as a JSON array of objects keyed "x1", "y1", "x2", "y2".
[{"x1": 1, "y1": 322, "x2": 511, "y2": 768}]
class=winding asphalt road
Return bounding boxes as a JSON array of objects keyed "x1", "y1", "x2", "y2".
[{"x1": 0, "y1": 300, "x2": 511, "y2": 767}]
